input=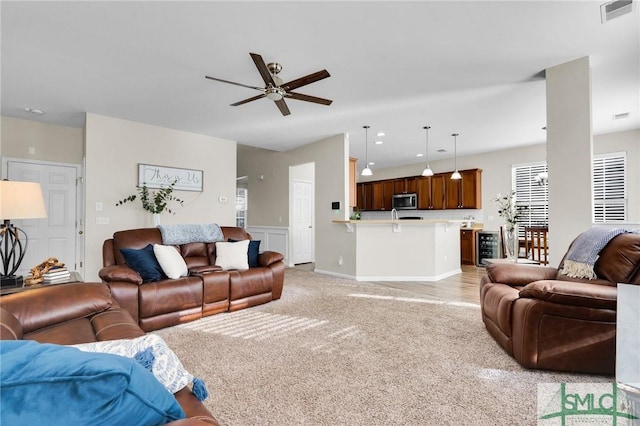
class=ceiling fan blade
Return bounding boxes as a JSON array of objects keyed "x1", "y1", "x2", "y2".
[
  {"x1": 230, "y1": 94, "x2": 266, "y2": 106},
  {"x1": 275, "y1": 98, "x2": 291, "y2": 116},
  {"x1": 205, "y1": 76, "x2": 264, "y2": 91},
  {"x1": 286, "y1": 92, "x2": 333, "y2": 106},
  {"x1": 282, "y1": 70, "x2": 330, "y2": 91},
  {"x1": 250, "y1": 53, "x2": 276, "y2": 87}
]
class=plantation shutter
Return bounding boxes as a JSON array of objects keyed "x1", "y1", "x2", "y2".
[
  {"x1": 512, "y1": 162, "x2": 548, "y2": 232},
  {"x1": 593, "y1": 152, "x2": 626, "y2": 223}
]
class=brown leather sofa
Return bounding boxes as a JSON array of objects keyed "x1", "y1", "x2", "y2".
[
  {"x1": 0, "y1": 282, "x2": 219, "y2": 425},
  {"x1": 99, "y1": 226, "x2": 285, "y2": 332},
  {"x1": 480, "y1": 232, "x2": 640, "y2": 375}
]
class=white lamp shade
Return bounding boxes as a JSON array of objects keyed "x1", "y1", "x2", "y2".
[
  {"x1": 0, "y1": 181, "x2": 48, "y2": 220},
  {"x1": 361, "y1": 167, "x2": 373, "y2": 176},
  {"x1": 422, "y1": 167, "x2": 434, "y2": 177},
  {"x1": 451, "y1": 170, "x2": 462, "y2": 180}
]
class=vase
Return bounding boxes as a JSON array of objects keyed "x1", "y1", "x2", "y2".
[
  {"x1": 502, "y1": 224, "x2": 518, "y2": 262},
  {"x1": 152, "y1": 213, "x2": 161, "y2": 227}
]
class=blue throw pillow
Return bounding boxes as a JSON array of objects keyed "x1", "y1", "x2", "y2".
[
  {"x1": 0, "y1": 340, "x2": 185, "y2": 425},
  {"x1": 120, "y1": 244, "x2": 165, "y2": 282},
  {"x1": 229, "y1": 239, "x2": 261, "y2": 267}
]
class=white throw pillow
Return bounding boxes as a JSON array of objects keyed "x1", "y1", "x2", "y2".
[
  {"x1": 215, "y1": 240, "x2": 250, "y2": 271},
  {"x1": 153, "y1": 244, "x2": 188, "y2": 279}
]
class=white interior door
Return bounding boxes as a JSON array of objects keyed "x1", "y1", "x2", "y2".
[
  {"x1": 292, "y1": 179, "x2": 314, "y2": 264},
  {"x1": 6, "y1": 160, "x2": 81, "y2": 276}
]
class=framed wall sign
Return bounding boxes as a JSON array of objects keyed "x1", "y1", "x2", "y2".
[{"x1": 138, "y1": 164, "x2": 203, "y2": 192}]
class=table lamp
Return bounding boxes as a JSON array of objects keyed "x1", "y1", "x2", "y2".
[{"x1": 0, "y1": 180, "x2": 48, "y2": 288}]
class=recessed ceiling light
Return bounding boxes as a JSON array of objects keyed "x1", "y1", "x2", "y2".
[
  {"x1": 416, "y1": 153, "x2": 423, "y2": 157},
  {"x1": 24, "y1": 107, "x2": 44, "y2": 115},
  {"x1": 374, "y1": 140, "x2": 383, "y2": 145},
  {"x1": 376, "y1": 132, "x2": 385, "y2": 137},
  {"x1": 368, "y1": 162, "x2": 375, "y2": 166}
]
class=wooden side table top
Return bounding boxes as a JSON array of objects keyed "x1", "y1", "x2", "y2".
[
  {"x1": 0, "y1": 271, "x2": 83, "y2": 296},
  {"x1": 482, "y1": 258, "x2": 540, "y2": 266}
]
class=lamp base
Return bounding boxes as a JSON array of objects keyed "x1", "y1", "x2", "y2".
[{"x1": 1, "y1": 275, "x2": 23, "y2": 289}]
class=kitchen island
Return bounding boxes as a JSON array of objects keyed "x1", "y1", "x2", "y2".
[{"x1": 332, "y1": 219, "x2": 461, "y2": 281}]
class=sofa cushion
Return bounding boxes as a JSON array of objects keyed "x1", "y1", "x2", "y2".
[
  {"x1": 229, "y1": 238, "x2": 261, "y2": 268},
  {"x1": 0, "y1": 340, "x2": 185, "y2": 425},
  {"x1": 153, "y1": 244, "x2": 188, "y2": 279},
  {"x1": 120, "y1": 244, "x2": 165, "y2": 282},
  {"x1": 215, "y1": 240, "x2": 250, "y2": 270}
]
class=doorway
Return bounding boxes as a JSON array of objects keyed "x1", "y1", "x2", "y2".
[
  {"x1": 3, "y1": 158, "x2": 84, "y2": 277},
  {"x1": 290, "y1": 163, "x2": 315, "y2": 265}
]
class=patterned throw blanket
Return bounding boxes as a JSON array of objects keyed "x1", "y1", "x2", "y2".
[
  {"x1": 561, "y1": 227, "x2": 637, "y2": 279},
  {"x1": 158, "y1": 223, "x2": 224, "y2": 245}
]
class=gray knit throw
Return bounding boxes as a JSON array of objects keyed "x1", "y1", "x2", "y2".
[{"x1": 158, "y1": 223, "x2": 224, "y2": 245}]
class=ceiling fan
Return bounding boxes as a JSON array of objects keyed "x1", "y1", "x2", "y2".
[{"x1": 205, "y1": 53, "x2": 332, "y2": 116}]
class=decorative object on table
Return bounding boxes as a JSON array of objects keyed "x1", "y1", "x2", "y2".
[
  {"x1": 349, "y1": 211, "x2": 361, "y2": 220},
  {"x1": 116, "y1": 180, "x2": 184, "y2": 226},
  {"x1": 24, "y1": 257, "x2": 66, "y2": 286},
  {"x1": 493, "y1": 191, "x2": 524, "y2": 262},
  {"x1": 0, "y1": 180, "x2": 48, "y2": 288}
]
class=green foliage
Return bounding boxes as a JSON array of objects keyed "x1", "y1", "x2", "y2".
[{"x1": 116, "y1": 180, "x2": 184, "y2": 214}]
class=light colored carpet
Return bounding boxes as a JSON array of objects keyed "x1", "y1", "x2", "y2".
[{"x1": 156, "y1": 268, "x2": 611, "y2": 425}]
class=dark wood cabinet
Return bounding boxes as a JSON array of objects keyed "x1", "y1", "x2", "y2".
[
  {"x1": 357, "y1": 169, "x2": 480, "y2": 211},
  {"x1": 446, "y1": 169, "x2": 483, "y2": 209},
  {"x1": 460, "y1": 229, "x2": 477, "y2": 265}
]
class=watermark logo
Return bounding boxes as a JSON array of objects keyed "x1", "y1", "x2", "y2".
[{"x1": 538, "y1": 383, "x2": 639, "y2": 425}]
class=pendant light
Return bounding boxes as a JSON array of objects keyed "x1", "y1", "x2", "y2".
[
  {"x1": 451, "y1": 133, "x2": 461, "y2": 180},
  {"x1": 361, "y1": 125, "x2": 372, "y2": 176},
  {"x1": 421, "y1": 126, "x2": 433, "y2": 177}
]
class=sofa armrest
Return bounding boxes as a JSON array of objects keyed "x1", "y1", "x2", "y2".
[
  {"x1": 258, "y1": 251, "x2": 284, "y2": 267},
  {"x1": 189, "y1": 265, "x2": 223, "y2": 275},
  {"x1": 486, "y1": 263, "x2": 558, "y2": 286},
  {"x1": 99, "y1": 265, "x2": 143, "y2": 284},
  {"x1": 519, "y1": 280, "x2": 617, "y2": 310}
]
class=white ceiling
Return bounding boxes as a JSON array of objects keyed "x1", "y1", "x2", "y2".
[{"x1": 2, "y1": 1, "x2": 638, "y2": 171}]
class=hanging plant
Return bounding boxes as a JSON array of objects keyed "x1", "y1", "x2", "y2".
[{"x1": 116, "y1": 180, "x2": 183, "y2": 214}]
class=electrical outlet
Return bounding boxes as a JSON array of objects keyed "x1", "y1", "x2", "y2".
[
  {"x1": 218, "y1": 196, "x2": 228, "y2": 203},
  {"x1": 96, "y1": 217, "x2": 110, "y2": 225},
  {"x1": 338, "y1": 256, "x2": 343, "y2": 266}
]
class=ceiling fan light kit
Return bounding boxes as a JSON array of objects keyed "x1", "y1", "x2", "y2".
[{"x1": 205, "y1": 52, "x2": 332, "y2": 116}]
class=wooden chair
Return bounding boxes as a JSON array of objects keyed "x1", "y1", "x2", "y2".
[{"x1": 524, "y1": 226, "x2": 549, "y2": 265}]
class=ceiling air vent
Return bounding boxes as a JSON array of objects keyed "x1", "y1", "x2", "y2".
[{"x1": 601, "y1": 0, "x2": 633, "y2": 23}]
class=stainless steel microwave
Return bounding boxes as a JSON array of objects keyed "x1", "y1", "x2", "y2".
[{"x1": 392, "y1": 193, "x2": 417, "y2": 210}]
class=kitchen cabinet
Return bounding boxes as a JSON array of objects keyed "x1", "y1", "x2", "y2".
[
  {"x1": 460, "y1": 229, "x2": 477, "y2": 265},
  {"x1": 357, "y1": 168, "x2": 480, "y2": 211},
  {"x1": 394, "y1": 177, "x2": 416, "y2": 194},
  {"x1": 349, "y1": 157, "x2": 357, "y2": 207},
  {"x1": 417, "y1": 175, "x2": 445, "y2": 209},
  {"x1": 446, "y1": 169, "x2": 483, "y2": 209},
  {"x1": 357, "y1": 182, "x2": 373, "y2": 211},
  {"x1": 372, "y1": 180, "x2": 394, "y2": 210}
]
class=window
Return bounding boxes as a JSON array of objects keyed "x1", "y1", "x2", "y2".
[
  {"x1": 593, "y1": 152, "x2": 626, "y2": 223},
  {"x1": 511, "y1": 152, "x2": 627, "y2": 226},
  {"x1": 236, "y1": 187, "x2": 248, "y2": 228},
  {"x1": 512, "y1": 162, "x2": 549, "y2": 231}
]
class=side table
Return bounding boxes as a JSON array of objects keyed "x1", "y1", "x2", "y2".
[{"x1": 0, "y1": 271, "x2": 83, "y2": 296}]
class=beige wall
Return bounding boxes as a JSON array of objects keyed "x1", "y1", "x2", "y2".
[
  {"x1": 0, "y1": 116, "x2": 84, "y2": 170},
  {"x1": 238, "y1": 134, "x2": 356, "y2": 275},
  {"x1": 83, "y1": 113, "x2": 237, "y2": 281}
]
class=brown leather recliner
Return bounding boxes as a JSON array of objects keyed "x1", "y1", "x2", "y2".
[
  {"x1": 100, "y1": 226, "x2": 285, "y2": 332},
  {"x1": 0, "y1": 283, "x2": 219, "y2": 425},
  {"x1": 480, "y1": 232, "x2": 640, "y2": 375}
]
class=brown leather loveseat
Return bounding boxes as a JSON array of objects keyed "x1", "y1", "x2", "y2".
[
  {"x1": 99, "y1": 226, "x2": 285, "y2": 332},
  {"x1": 0, "y1": 282, "x2": 219, "y2": 425},
  {"x1": 480, "y1": 232, "x2": 640, "y2": 375}
]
